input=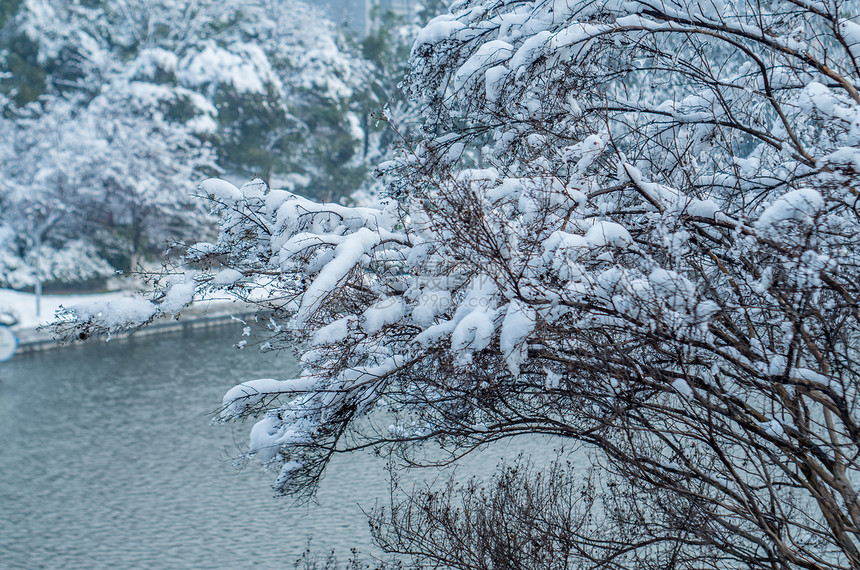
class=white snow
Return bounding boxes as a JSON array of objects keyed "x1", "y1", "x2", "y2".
[
  {"x1": 221, "y1": 378, "x2": 319, "y2": 419},
  {"x1": 485, "y1": 65, "x2": 509, "y2": 102},
  {"x1": 454, "y1": 40, "x2": 514, "y2": 92},
  {"x1": 510, "y1": 30, "x2": 551, "y2": 70},
  {"x1": 412, "y1": 289, "x2": 452, "y2": 326},
  {"x1": 68, "y1": 296, "x2": 158, "y2": 329},
  {"x1": 248, "y1": 414, "x2": 283, "y2": 462},
  {"x1": 499, "y1": 299, "x2": 536, "y2": 377},
  {"x1": 760, "y1": 419, "x2": 785, "y2": 440},
  {"x1": 840, "y1": 19, "x2": 860, "y2": 58},
  {"x1": 413, "y1": 319, "x2": 458, "y2": 347},
  {"x1": 294, "y1": 228, "x2": 382, "y2": 325},
  {"x1": 179, "y1": 41, "x2": 275, "y2": 94},
  {"x1": 585, "y1": 221, "x2": 633, "y2": 248},
  {"x1": 130, "y1": 48, "x2": 179, "y2": 78},
  {"x1": 200, "y1": 178, "x2": 243, "y2": 204},
  {"x1": 312, "y1": 316, "x2": 355, "y2": 346},
  {"x1": 0, "y1": 288, "x2": 130, "y2": 330},
  {"x1": 160, "y1": 281, "x2": 196, "y2": 313},
  {"x1": 274, "y1": 461, "x2": 304, "y2": 491},
  {"x1": 362, "y1": 297, "x2": 405, "y2": 334},
  {"x1": 211, "y1": 268, "x2": 244, "y2": 286},
  {"x1": 544, "y1": 367, "x2": 562, "y2": 390},
  {"x1": 756, "y1": 188, "x2": 824, "y2": 229},
  {"x1": 649, "y1": 268, "x2": 696, "y2": 312},
  {"x1": 451, "y1": 310, "x2": 496, "y2": 357},
  {"x1": 416, "y1": 17, "x2": 467, "y2": 45}
]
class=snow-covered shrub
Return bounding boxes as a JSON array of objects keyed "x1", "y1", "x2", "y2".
[{"x1": 63, "y1": 0, "x2": 860, "y2": 566}]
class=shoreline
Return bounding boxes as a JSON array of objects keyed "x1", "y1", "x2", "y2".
[
  {"x1": 14, "y1": 309, "x2": 258, "y2": 355},
  {"x1": 4, "y1": 292, "x2": 258, "y2": 356}
]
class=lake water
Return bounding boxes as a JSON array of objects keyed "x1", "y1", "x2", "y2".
[{"x1": 0, "y1": 327, "x2": 550, "y2": 569}]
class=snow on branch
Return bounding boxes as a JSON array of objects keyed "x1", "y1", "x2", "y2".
[{"x1": 54, "y1": 0, "x2": 860, "y2": 564}]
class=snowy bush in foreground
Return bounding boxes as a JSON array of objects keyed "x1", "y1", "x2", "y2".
[{"x1": 64, "y1": 0, "x2": 860, "y2": 566}]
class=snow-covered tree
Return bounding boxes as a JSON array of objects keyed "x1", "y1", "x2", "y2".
[
  {"x1": 1, "y1": 0, "x2": 382, "y2": 286},
  {"x1": 63, "y1": 0, "x2": 860, "y2": 566},
  {"x1": 0, "y1": 70, "x2": 216, "y2": 284},
  {"x1": 7, "y1": 0, "x2": 373, "y2": 200},
  {"x1": 0, "y1": 98, "x2": 112, "y2": 289}
]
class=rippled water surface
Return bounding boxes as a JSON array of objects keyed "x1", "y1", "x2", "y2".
[
  {"x1": 0, "y1": 328, "x2": 392, "y2": 569},
  {"x1": 0, "y1": 327, "x2": 554, "y2": 569}
]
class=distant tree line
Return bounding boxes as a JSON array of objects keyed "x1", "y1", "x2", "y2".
[{"x1": 0, "y1": 0, "x2": 419, "y2": 288}]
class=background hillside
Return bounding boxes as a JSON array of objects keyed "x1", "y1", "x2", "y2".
[{"x1": 0, "y1": 0, "x2": 423, "y2": 289}]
